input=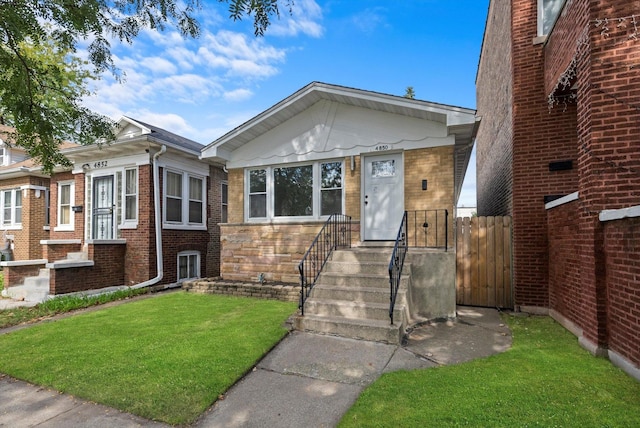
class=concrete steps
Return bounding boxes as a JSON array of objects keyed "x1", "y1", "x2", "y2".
[
  {"x1": 296, "y1": 248, "x2": 411, "y2": 344},
  {"x1": 3, "y1": 269, "x2": 50, "y2": 303}
]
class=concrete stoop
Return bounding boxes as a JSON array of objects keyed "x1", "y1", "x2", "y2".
[
  {"x1": 295, "y1": 248, "x2": 411, "y2": 345},
  {"x1": 2, "y1": 269, "x2": 50, "y2": 303}
]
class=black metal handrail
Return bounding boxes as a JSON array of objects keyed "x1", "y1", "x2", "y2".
[
  {"x1": 406, "y1": 209, "x2": 449, "y2": 250},
  {"x1": 388, "y1": 211, "x2": 408, "y2": 325},
  {"x1": 298, "y1": 213, "x2": 351, "y2": 315}
]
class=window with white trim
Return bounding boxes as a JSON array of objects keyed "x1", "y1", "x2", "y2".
[
  {"x1": 246, "y1": 160, "x2": 344, "y2": 221},
  {"x1": 0, "y1": 147, "x2": 5, "y2": 166},
  {"x1": 538, "y1": 0, "x2": 566, "y2": 36},
  {"x1": 56, "y1": 181, "x2": 74, "y2": 230},
  {"x1": 124, "y1": 167, "x2": 138, "y2": 222},
  {"x1": 177, "y1": 250, "x2": 200, "y2": 282},
  {"x1": 44, "y1": 189, "x2": 50, "y2": 228},
  {"x1": 1, "y1": 189, "x2": 22, "y2": 227},
  {"x1": 163, "y1": 169, "x2": 206, "y2": 228}
]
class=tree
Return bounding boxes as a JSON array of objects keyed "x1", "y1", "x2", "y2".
[
  {"x1": 0, "y1": 0, "x2": 290, "y2": 173},
  {"x1": 404, "y1": 86, "x2": 416, "y2": 99}
]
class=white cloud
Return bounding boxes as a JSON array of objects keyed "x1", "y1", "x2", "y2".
[
  {"x1": 224, "y1": 88, "x2": 254, "y2": 102},
  {"x1": 269, "y1": 0, "x2": 324, "y2": 37},
  {"x1": 139, "y1": 56, "x2": 178, "y2": 75},
  {"x1": 129, "y1": 110, "x2": 201, "y2": 142}
]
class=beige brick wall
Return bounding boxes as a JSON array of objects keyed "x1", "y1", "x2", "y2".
[
  {"x1": 344, "y1": 155, "x2": 361, "y2": 220},
  {"x1": 228, "y1": 168, "x2": 244, "y2": 224},
  {"x1": 404, "y1": 146, "x2": 454, "y2": 213}
]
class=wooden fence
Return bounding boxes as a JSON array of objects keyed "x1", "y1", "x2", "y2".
[{"x1": 456, "y1": 216, "x2": 513, "y2": 308}]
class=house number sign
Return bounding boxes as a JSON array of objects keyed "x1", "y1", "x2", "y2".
[
  {"x1": 373, "y1": 144, "x2": 392, "y2": 152},
  {"x1": 93, "y1": 161, "x2": 108, "y2": 169}
]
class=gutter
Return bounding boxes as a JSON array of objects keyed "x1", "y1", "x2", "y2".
[{"x1": 130, "y1": 145, "x2": 166, "y2": 290}]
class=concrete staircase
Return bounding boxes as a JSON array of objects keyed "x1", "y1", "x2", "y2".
[
  {"x1": 295, "y1": 248, "x2": 412, "y2": 345},
  {"x1": 3, "y1": 268, "x2": 50, "y2": 303},
  {"x1": 2, "y1": 251, "x2": 90, "y2": 303}
]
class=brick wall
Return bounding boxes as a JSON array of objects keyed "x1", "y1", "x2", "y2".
[
  {"x1": 509, "y1": 0, "x2": 579, "y2": 309},
  {"x1": 547, "y1": 199, "x2": 589, "y2": 330},
  {"x1": 219, "y1": 222, "x2": 360, "y2": 284},
  {"x1": 3, "y1": 262, "x2": 45, "y2": 287},
  {"x1": 0, "y1": 176, "x2": 49, "y2": 260},
  {"x1": 603, "y1": 216, "x2": 640, "y2": 367},
  {"x1": 206, "y1": 165, "x2": 227, "y2": 277},
  {"x1": 49, "y1": 171, "x2": 84, "y2": 241},
  {"x1": 50, "y1": 243, "x2": 125, "y2": 294},
  {"x1": 121, "y1": 164, "x2": 154, "y2": 285},
  {"x1": 476, "y1": 0, "x2": 513, "y2": 217},
  {"x1": 345, "y1": 155, "x2": 361, "y2": 220}
]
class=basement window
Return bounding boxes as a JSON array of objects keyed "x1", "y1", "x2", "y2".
[{"x1": 177, "y1": 251, "x2": 200, "y2": 282}]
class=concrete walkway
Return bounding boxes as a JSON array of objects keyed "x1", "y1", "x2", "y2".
[{"x1": 0, "y1": 306, "x2": 511, "y2": 427}]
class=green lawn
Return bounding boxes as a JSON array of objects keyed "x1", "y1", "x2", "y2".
[
  {"x1": 340, "y1": 315, "x2": 640, "y2": 427},
  {"x1": 0, "y1": 292, "x2": 296, "y2": 425}
]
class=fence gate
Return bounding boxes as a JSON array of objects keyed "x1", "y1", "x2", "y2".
[{"x1": 456, "y1": 216, "x2": 513, "y2": 308}]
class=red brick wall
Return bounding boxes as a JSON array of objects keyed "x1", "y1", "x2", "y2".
[
  {"x1": 50, "y1": 243, "x2": 125, "y2": 294},
  {"x1": 206, "y1": 165, "x2": 227, "y2": 278},
  {"x1": 121, "y1": 164, "x2": 154, "y2": 285},
  {"x1": 547, "y1": 199, "x2": 589, "y2": 330},
  {"x1": 49, "y1": 171, "x2": 84, "y2": 241},
  {"x1": 3, "y1": 263, "x2": 45, "y2": 287},
  {"x1": 0, "y1": 176, "x2": 50, "y2": 260},
  {"x1": 604, "y1": 216, "x2": 640, "y2": 367},
  {"x1": 43, "y1": 243, "x2": 81, "y2": 262},
  {"x1": 509, "y1": 0, "x2": 580, "y2": 309}
]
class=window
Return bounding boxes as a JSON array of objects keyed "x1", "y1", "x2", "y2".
[
  {"x1": 0, "y1": 147, "x2": 5, "y2": 166},
  {"x1": 221, "y1": 181, "x2": 228, "y2": 223},
  {"x1": 1, "y1": 189, "x2": 21, "y2": 227},
  {"x1": 44, "y1": 189, "x2": 50, "y2": 227},
  {"x1": 538, "y1": 0, "x2": 566, "y2": 36},
  {"x1": 321, "y1": 162, "x2": 342, "y2": 216},
  {"x1": 163, "y1": 169, "x2": 206, "y2": 228},
  {"x1": 274, "y1": 165, "x2": 312, "y2": 216},
  {"x1": 124, "y1": 168, "x2": 137, "y2": 222},
  {"x1": 177, "y1": 251, "x2": 200, "y2": 282},
  {"x1": 56, "y1": 181, "x2": 74, "y2": 230},
  {"x1": 246, "y1": 160, "x2": 344, "y2": 221},
  {"x1": 166, "y1": 171, "x2": 183, "y2": 222}
]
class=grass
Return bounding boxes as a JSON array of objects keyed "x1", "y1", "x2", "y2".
[
  {"x1": 0, "y1": 287, "x2": 148, "y2": 329},
  {"x1": 0, "y1": 292, "x2": 296, "y2": 425},
  {"x1": 340, "y1": 315, "x2": 640, "y2": 427}
]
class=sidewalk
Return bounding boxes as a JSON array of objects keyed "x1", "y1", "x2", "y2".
[{"x1": 0, "y1": 306, "x2": 511, "y2": 427}]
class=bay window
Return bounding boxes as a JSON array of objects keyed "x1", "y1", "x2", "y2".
[{"x1": 246, "y1": 160, "x2": 344, "y2": 221}]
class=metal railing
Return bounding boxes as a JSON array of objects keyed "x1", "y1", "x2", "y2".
[
  {"x1": 406, "y1": 209, "x2": 449, "y2": 250},
  {"x1": 388, "y1": 211, "x2": 408, "y2": 325},
  {"x1": 298, "y1": 213, "x2": 351, "y2": 315}
]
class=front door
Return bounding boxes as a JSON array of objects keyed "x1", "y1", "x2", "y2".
[
  {"x1": 363, "y1": 152, "x2": 404, "y2": 240},
  {"x1": 92, "y1": 176, "x2": 114, "y2": 240}
]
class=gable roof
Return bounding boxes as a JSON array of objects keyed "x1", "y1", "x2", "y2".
[
  {"x1": 201, "y1": 81, "x2": 479, "y2": 203},
  {"x1": 61, "y1": 116, "x2": 205, "y2": 164}
]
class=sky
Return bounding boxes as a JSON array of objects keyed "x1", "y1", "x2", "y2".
[{"x1": 83, "y1": 0, "x2": 489, "y2": 208}]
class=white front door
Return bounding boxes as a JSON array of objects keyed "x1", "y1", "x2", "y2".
[
  {"x1": 363, "y1": 152, "x2": 404, "y2": 240},
  {"x1": 92, "y1": 175, "x2": 115, "y2": 240}
]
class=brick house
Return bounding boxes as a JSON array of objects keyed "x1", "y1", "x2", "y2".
[
  {"x1": 0, "y1": 125, "x2": 79, "y2": 261},
  {"x1": 201, "y1": 82, "x2": 478, "y2": 284},
  {"x1": 2, "y1": 117, "x2": 226, "y2": 299},
  {"x1": 476, "y1": 0, "x2": 640, "y2": 379}
]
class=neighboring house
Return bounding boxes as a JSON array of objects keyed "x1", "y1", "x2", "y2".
[
  {"x1": 0, "y1": 125, "x2": 78, "y2": 261},
  {"x1": 201, "y1": 82, "x2": 478, "y2": 284},
  {"x1": 1, "y1": 117, "x2": 226, "y2": 299},
  {"x1": 476, "y1": 0, "x2": 640, "y2": 378}
]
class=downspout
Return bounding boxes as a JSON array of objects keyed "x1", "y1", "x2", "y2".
[{"x1": 130, "y1": 145, "x2": 166, "y2": 290}]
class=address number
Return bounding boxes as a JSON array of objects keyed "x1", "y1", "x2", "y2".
[
  {"x1": 374, "y1": 144, "x2": 391, "y2": 151},
  {"x1": 93, "y1": 161, "x2": 108, "y2": 168}
]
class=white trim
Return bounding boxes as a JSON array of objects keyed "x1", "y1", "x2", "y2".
[
  {"x1": 20, "y1": 184, "x2": 48, "y2": 191},
  {"x1": 599, "y1": 205, "x2": 640, "y2": 222},
  {"x1": 545, "y1": 191, "x2": 579, "y2": 210},
  {"x1": 56, "y1": 180, "x2": 75, "y2": 230},
  {"x1": 40, "y1": 239, "x2": 82, "y2": 245},
  {"x1": 71, "y1": 153, "x2": 150, "y2": 174},
  {"x1": 0, "y1": 258, "x2": 47, "y2": 267},
  {"x1": 162, "y1": 168, "x2": 206, "y2": 229},
  {"x1": 177, "y1": 250, "x2": 200, "y2": 283}
]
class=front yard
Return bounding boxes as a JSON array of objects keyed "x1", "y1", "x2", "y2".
[{"x1": 0, "y1": 292, "x2": 296, "y2": 425}]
